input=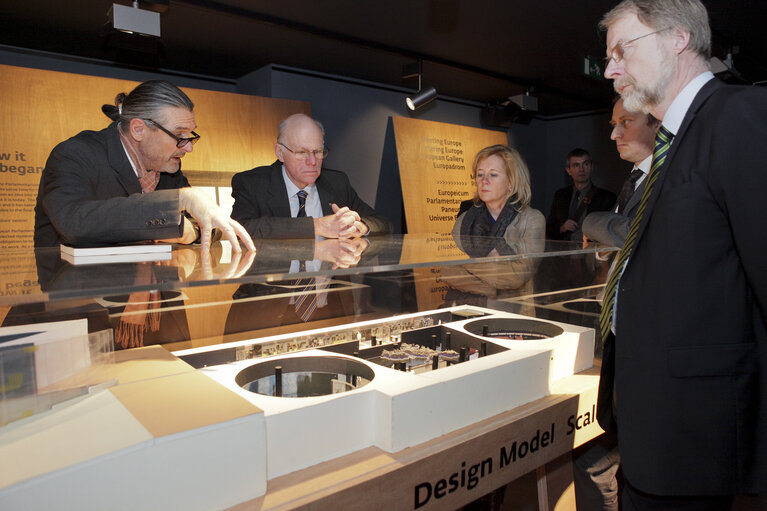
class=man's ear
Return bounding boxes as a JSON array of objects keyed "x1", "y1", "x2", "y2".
[
  {"x1": 129, "y1": 118, "x2": 147, "y2": 141},
  {"x1": 275, "y1": 143, "x2": 285, "y2": 162},
  {"x1": 669, "y1": 27, "x2": 691, "y2": 55}
]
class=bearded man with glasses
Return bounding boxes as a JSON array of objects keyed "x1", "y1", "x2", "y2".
[
  {"x1": 597, "y1": 1, "x2": 767, "y2": 509},
  {"x1": 34, "y1": 79, "x2": 254, "y2": 252},
  {"x1": 232, "y1": 113, "x2": 391, "y2": 238}
]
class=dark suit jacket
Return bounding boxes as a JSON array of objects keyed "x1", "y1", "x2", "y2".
[
  {"x1": 34, "y1": 123, "x2": 188, "y2": 247},
  {"x1": 545, "y1": 184, "x2": 616, "y2": 239},
  {"x1": 582, "y1": 172, "x2": 647, "y2": 247},
  {"x1": 231, "y1": 160, "x2": 391, "y2": 238},
  {"x1": 599, "y1": 78, "x2": 767, "y2": 496}
]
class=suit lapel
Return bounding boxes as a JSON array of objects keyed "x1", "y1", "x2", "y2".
[
  {"x1": 106, "y1": 123, "x2": 142, "y2": 195},
  {"x1": 624, "y1": 178, "x2": 647, "y2": 217},
  {"x1": 315, "y1": 173, "x2": 336, "y2": 216},
  {"x1": 632, "y1": 79, "x2": 722, "y2": 248},
  {"x1": 266, "y1": 161, "x2": 293, "y2": 217}
]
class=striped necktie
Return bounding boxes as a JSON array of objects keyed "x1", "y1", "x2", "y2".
[
  {"x1": 599, "y1": 125, "x2": 674, "y2": 341},
  {"x1": 294, "y1": 190, "x2": 317, "y2": 320},
  {"x1": 296, "y1": 190, "x2": 308, "y2": 217}
]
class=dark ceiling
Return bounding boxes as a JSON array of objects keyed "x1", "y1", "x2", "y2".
[{"x1": 1, "y1": 0, "x2": 766, "y2": 117}]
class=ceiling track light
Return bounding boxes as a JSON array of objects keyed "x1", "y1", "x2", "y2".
[
  {"x1": 407, "y1": 86, "x2": 437, "y2": 111},
  {"x1": 404, "y1": 59, "x2": 437, "y2": 111}
]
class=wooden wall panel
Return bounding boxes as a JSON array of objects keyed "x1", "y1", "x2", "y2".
[{"x1": 392, "y1": 116, "x2": 507, "y2": 234}]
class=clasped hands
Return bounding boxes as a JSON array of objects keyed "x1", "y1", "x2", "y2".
[{"x1": 314, "y1": 203, "x2": 369, "y2": 239}]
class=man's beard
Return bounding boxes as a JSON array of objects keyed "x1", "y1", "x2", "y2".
[{"x1": 615, "y1": 59, "x2": 675, "y2": 114}]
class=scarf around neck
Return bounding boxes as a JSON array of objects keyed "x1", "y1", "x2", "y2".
[{"x1": 458, "y1": 196, "x2": 521, "y2": 257}]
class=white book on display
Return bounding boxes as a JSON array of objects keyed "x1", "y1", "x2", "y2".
[{"x1": 60, "y1": 243, "x2": 172, "y2": 265}]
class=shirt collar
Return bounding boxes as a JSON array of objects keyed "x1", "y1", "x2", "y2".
[
  {"x1": 661, "y1": 71, "x2": 714, "y2": 135},
  {"x1": 119, "y1": 139, "x2": 139, "y2": 177},
  {"x1": 636, "y1": 154, "x2": 653, "y2": 174}
]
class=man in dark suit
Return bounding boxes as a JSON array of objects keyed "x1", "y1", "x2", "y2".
[
  {"x1": 583, "y1": 98, "x2": 660, "y2": 247},
  {"x1": 34, "y1": 80, "x2": 253, "y2": 252},
  {"x1": 572, "y1": 98, "x2": 659, "y2": 511},
  {"x1": 231, "y1": 113, "x2": 391, "y2": 239},
  {"x1": 545, "y1": 148, "x2": 616, "y2": 241},
  {"x1": 599, "y1": 1, "x2": 767, "y2": 509}
]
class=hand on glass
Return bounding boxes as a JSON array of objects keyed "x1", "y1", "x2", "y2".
[
  {"x1": 179, "y1": 242, "x2": 256, "y2": 281},
  {"x1": 178, "y1": 188, "x2": 255, "y2": 252},
  {"x1": 314, "y1": 237, "x2": 369, "y2": 269}
]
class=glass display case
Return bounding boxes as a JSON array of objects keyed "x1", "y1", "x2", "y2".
[
  {"x1": 0, "y1": 234, "x2": 617, "y2": 510},
  {"x1": 0, "y1": 234, "x2": 616, "y2": 351}
]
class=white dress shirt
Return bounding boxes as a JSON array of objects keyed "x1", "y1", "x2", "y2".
[{"x1": 282, "y1": 165, "x2": 322, "y2": 219}]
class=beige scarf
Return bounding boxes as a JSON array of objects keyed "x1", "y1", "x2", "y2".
[{"x1": 115, "y1": 263, "x2": 161, "y2": 349}]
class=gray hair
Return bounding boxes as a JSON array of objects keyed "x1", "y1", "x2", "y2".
[
  {"x1": 600, "y1": 0, "x2": 711, "y2": 59},
  {"x1": 277, "y1": 114, "x2": 325, "y2": 144},
  {"x1": 102, "y1": 80, "x2": 194, "y2": 129}
]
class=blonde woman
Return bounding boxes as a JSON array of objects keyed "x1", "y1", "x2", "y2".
[{"x1": 452, "y1": 144, "x2": 544, "y2": 256}]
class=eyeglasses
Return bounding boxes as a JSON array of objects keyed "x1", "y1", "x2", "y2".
[
  {"x1": 605, "y1": 28, "x2": 670, "y2": 64},
  {"x1": 279, "y1": 143, "x2": 328, "y2": 160},
  {"x1": 143, "y1": 119, "x2": 200, "y2": 148}
]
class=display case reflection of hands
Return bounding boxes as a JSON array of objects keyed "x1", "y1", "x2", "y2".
[
  {"x1": 172, "y1": 241, "x2": 256, "y2": 281},
  {"x1": 313, "y1": 237, "x2": 370, "y2": 269}
]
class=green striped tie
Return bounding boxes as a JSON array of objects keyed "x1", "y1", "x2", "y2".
[{"x1": 599, "y1": 125, "x2": 674, "y2": 342}]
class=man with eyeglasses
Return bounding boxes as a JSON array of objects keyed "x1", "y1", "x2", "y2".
[
  {"x1": 545, "y1": 148, "x2": 616, "y2": 241},
  {"x1": 231, "y1": 113, "x2": 391, "y2": 238},
  {"x1": 34, "y1": 79, "x2": 254, "y2": 252},
  {"x1": 597, "y1": 1, "x2": 767, "y2": 510}
]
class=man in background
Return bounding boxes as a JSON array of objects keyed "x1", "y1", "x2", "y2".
[
  {"x1": 572, "y1": 97, "x2": 659, "y2": 511},
  {"x1": 546, "y1": 148, "x2": 616, "y2": 241}
]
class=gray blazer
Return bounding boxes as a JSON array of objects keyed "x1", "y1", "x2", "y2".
[{"x1": 582, "y1": 175, "x2": 647, "y2": 247}]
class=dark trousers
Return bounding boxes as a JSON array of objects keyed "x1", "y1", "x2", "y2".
[
  {"x1": 573, "y1": 432, "x2": 621, "y2": 511},
  {"x1": 623, "y1": 478, "x2": 733, "y2": 511}
]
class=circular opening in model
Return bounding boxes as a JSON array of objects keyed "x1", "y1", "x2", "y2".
[
  {"x1": 235, "y1": 356, "x2": 375, "y2": 398},
  {"x1": 464, "y1": 317, "x2": 563, "y2": 340}
]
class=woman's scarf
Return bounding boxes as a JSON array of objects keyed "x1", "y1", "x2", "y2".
[{"x1": 458, "y1": 196, "x2": 520, "y2": 257}]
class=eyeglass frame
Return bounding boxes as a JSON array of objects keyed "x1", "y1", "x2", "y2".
[
  {"x1": 605, "y1": 27, "x2": 670, "y2": 64},
  {"x1": 278, "y1": 142, "x2": 328, "y2": 161},
  {"x1": 143, "y1": 118, "x2": 200, "y2": 148}
]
